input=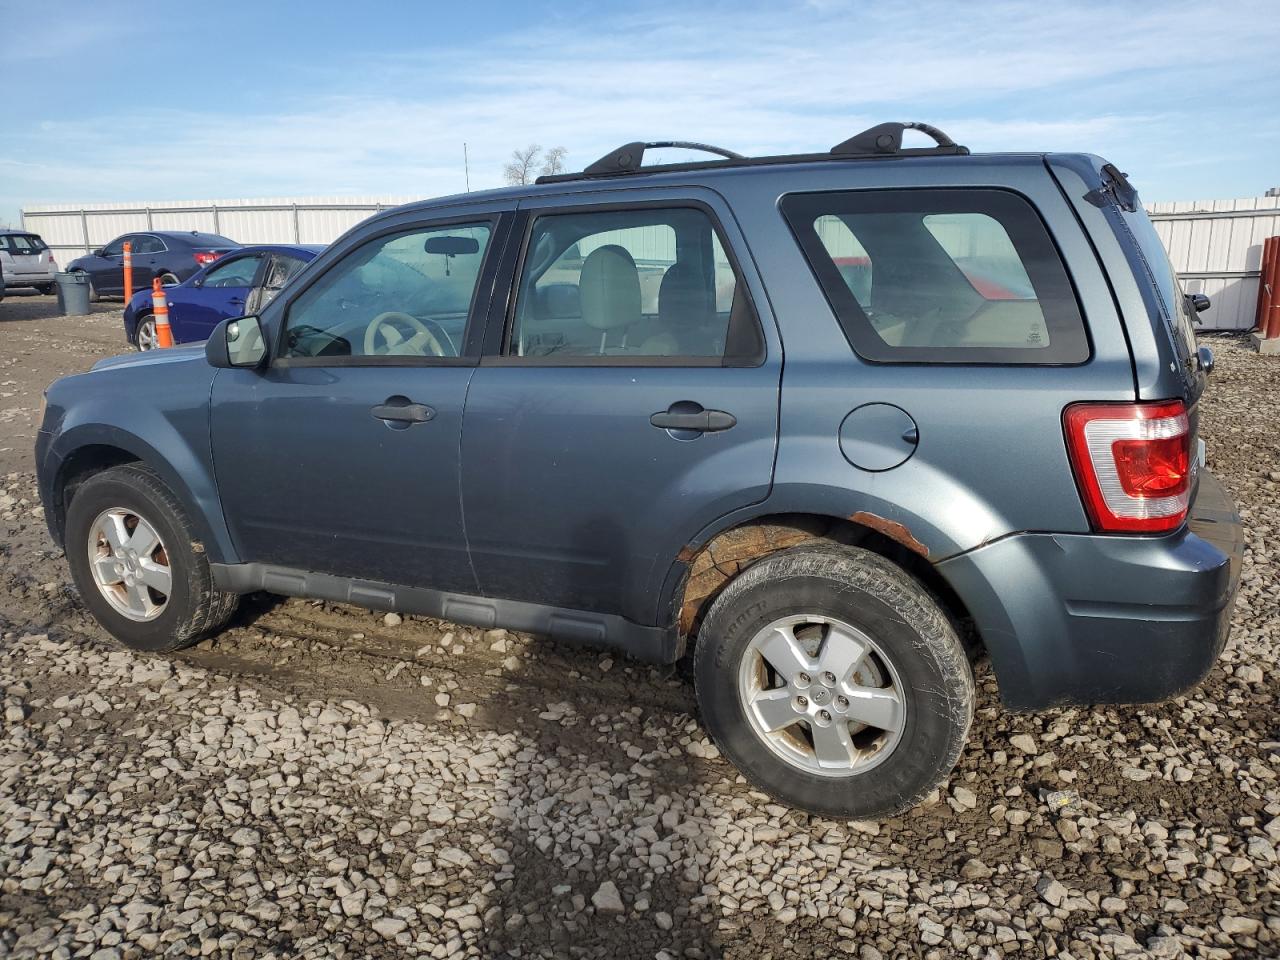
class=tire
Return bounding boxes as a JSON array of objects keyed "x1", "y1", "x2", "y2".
[
  {"x1": 64, "y1": 463, "x2": 239, "y2": 652},
  {"x1": 37, "y1": 283, "x2": 56, "y2": 295},
  {"x1": 135, "y1": 315, "x2": 157, "y2": 351},
  {"x1": 694, "y1": 544, "x2": 974, "y2": 819}
]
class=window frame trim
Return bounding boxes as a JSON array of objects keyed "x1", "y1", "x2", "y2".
[
  {"x1": 780, "y1": 186, "x2": 1093, "y2": 366},
  {"x1": 270, "y1": 213, "x2": 504, "y2": 369},
  {"x1": 493, "y1": 197, "x2": 767, "y2": 369}
]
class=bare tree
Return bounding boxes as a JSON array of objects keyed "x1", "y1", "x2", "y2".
[
  {"x1": 503, "y1": 144, "x2": 543, "y2": 186},
  {"x1": 540, "y1": 146, "x2": 568, "y2": 177}
]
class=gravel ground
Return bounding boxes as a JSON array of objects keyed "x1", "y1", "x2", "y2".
[{"x1": 0, "y1": 301, "x2": 1277, "y2": 959}]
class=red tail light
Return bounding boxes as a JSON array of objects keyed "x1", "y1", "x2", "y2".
[
  {"x1": 1063, "y1": 401, "x2": 1193, "y2": 533},
  {"x1": 193, "y1": 251, "x2": 222, "y2": 266}
]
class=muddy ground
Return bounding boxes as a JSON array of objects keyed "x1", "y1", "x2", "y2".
[{"x1": 1, "y1": 293, "x2": 1277, "y2": 959}]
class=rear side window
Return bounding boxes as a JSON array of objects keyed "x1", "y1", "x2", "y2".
[
  {"x1": 506, "y1": 206, "x2": 763, "y2": 365},
  {"x1": 783, "y1": 189, "x2": 1088, "y2": 363}
]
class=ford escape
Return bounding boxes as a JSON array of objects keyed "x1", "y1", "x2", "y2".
[{"x1": 35, "y1": 123, "x2": 1243, "y2": 817}]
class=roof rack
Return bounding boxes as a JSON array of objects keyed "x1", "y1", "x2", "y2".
[{"x1": 537, "y1": 122, "x2": 969, "y2": 184}]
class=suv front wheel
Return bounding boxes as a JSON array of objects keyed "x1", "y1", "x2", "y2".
[
  {"x1": 694, "y1": 544, "x2": 974, "y2": 819},
  {"x1": 65, "y1": 464, "x2": 239, "y2": 652}
]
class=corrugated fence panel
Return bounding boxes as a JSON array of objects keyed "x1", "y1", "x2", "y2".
[{"x1": 22, "y1": 193, "x2": 1280, "y2": 330}]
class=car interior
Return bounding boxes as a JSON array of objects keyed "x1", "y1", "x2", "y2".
[
  {"x1": 817, "y1": 211, "x2": 1050, "y2": 349},
  {"x1": 282, "y1": 225, "x2": 492, "y2": 359},
  {"x1": 510, "y1": 208, "x2": 741, "y2": 359}
]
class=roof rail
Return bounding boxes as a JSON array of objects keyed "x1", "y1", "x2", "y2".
[
  {"x1": 537, "y1": 122, "x2": 968, "y2": 183},
  {"x1": 580, "y1": 141, "x2": 745, "y2": 177},
  {"x1": 830, "y1": 121, "x2": 968, "y2": 157}
]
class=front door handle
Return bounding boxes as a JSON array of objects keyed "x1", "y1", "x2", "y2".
[
  {"x1": 650, "y1": 406, "x2": 737, "y2": 433},
  {"x1": 371, "y1": 401, "x2": 435, "y2": 424}
]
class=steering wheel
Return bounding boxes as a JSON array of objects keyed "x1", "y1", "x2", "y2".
[{"x1": 363, "y1": 311, "x2": 447, "y2": 357}]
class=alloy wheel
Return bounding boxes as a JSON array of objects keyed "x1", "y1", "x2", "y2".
[
  {"x1": 737, "y1": 614, "x2": 907, "y2": 777},
  {"x1": 86, "y1": 507, "x2": 172, "y2": 621},
  {"x1": 137, "y1": 318, "x2": 158, "y2": 351}
]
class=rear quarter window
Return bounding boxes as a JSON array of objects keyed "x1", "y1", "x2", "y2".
[{"x1": 782, "y1": 188, "x2": 1089, "y2": 364}]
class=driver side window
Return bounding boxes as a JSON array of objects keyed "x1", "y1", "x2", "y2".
[
  {"x1": 203, "y1": 254, "x2": 262, "y2": 288},
  {"x1": 282, "y1": 222, "x2": 492, "y2": 360}
]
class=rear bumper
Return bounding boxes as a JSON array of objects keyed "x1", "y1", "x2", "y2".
[
  {"x1": 938, "y1": 470, "x2": 1242, "y2": 710},
  {"x1": 5, "y1": 272, "x2": 55, "y2": 285}
]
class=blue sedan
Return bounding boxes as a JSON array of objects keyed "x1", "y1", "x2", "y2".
[{"x1": 124, "y1": 244, "x2": 322, "y2": 350}]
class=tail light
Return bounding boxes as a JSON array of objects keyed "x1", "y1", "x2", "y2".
[
  {"x1": 1063, "y1": 400, "x2": 1193, "y2": 533},
  {"x1": 193, "y1": 251, "x2": 222, "y2": 266}
]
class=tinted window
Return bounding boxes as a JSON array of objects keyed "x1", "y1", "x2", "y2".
[
  {"x1": 282, "y1": 223, "x2": 491, "y2": 360},
  {"x1": 508, "y1": 206, "x2": 762, "y2": 363},
  {"x1": 783, "y1": 189, "x2": 1088, "y2": 363},
  {"x1": 102, "y1": 237, "x2": 128, "y2": 256},
  {"x1": 132, "y1": 235, "x2": 166, "y2": 254},
  {"x1": 1118, "y1": 208, "x2": 1197, "y2": 366},
  {"x1": 203, "y1": 254, "x2": 262, "y2": 287},
  {"x1": 1, "y1": 234, "x2": 46, "y2": 253},
  {"x1": 255, "y1": 255, "x2": 310, "y2": 310}
]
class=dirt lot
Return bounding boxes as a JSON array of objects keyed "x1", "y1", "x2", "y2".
[{"x1": 1, "y1": 293, "x2": 1277, "y2": 959}]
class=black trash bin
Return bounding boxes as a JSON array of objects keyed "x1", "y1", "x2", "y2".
[{"x1": 55, "y1": 272, "x2": 91, "y2": 316}]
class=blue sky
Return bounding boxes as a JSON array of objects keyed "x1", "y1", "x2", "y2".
[{"x1": 2, "y1": 0, "x2": 1278, "y2": 228}]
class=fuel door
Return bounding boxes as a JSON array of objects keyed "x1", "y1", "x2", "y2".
[{"x1": 839, "y1": 403, "x2": 919, "y2": 471}]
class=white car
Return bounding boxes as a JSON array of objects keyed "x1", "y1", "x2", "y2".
[{"x1": 0, "y1": 229, "x2": 57, "y2": 293}]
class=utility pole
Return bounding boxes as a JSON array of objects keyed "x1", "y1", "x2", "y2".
[{"x1": 463, "y1": 142, "x2": 471, "y2": 192}]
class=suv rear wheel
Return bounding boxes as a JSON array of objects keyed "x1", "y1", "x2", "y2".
[
  {"x1": 65, "y1": 464, "x2": 239, "y2": 652},
  {"x1": 694, "y1": 544, "x2": 973, "y2": 819}
]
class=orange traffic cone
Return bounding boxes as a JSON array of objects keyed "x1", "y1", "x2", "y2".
[{"x1": 151, "y1": 278, "x2": 173, "y2": 348}]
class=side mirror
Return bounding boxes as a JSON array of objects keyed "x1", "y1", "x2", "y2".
[
  {"x1": 1188, "y1": 292, "x2": 1211, "y2": 314},
  {"x1": 206, "y1": 315, "x2": 267, "y2": 369},
  {"x1": 93, "y1": 249, "x2": 105, "y2": 257}
]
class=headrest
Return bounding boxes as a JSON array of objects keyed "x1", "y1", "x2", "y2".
[
  {"x1": 580, "y1": 244, "x2": 641, "y2": 331},
  {"x1": 659, "y1": 260, "x2": 712, "y2": 327}
]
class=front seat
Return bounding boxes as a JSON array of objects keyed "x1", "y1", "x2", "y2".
[
  {"x1": 580, "y1": 244, "x2": 641, "y2": 353},
  {"x1": 642, "y1": 260, "x2": 713, "y2": 355}
]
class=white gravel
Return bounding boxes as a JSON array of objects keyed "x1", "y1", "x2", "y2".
[{"x1": 0, "y1": 333, "x2": 1277, "y2": 958}]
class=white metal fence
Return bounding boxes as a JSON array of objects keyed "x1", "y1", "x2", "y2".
[
  {"x1": 20, "y1": 196, "x2": 427, "y2": 261},
  {"x1": 1148, "y1": 196, "x2": 1279, "y2": 332},
  {"x1": 22, "y1": 193, "x2": 1280, "y2": 331}
]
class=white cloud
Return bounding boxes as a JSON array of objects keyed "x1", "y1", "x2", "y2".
[{"x1": 2, "y1": 0, "x2": 1277, "y2": 222}]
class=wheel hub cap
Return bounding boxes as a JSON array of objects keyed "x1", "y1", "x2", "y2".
[{"x1": 738, "y1": 614, "x2": 907, "y2": 778}]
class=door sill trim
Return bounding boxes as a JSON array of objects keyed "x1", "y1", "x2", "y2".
[{"x1": 210, "y1": 562, "x2": 683, "y2": 664}]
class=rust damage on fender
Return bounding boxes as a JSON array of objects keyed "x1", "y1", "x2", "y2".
[
  {"x1": 850, "y1": 511, "x2": 929, "y2": 558},
  {"x1": 676, "y1": 523, "x2": 821, "y2": 636}
]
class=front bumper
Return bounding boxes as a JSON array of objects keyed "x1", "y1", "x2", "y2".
[{"x1": 938, "y1": 470, "x2": 1243, "y2": 710}]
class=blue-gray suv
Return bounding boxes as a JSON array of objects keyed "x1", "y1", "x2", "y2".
[{"x1": 35, "y1": 123, "x2": 1243, "y2": 818}]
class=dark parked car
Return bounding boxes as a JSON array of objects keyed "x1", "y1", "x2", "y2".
[
  {"x1": 66, "y1": 231, "x2": 240, "y2": 300},
  {"x1": 35, "y1": 123, "x2": 1242, "y2": 818},
  {"x1": 123, "y1": 244, "x2": 322, "y2": 350}
]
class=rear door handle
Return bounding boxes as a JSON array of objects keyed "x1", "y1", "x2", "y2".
[
  {"x1": 371, "y1": 401, "x2": 435, "y2": 423},
  {"x1": 650, "y1": 407, "x2": 737, "y2": 433}
]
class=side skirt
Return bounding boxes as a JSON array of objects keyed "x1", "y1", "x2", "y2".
[{"x1": 210, "y1": 562, "x2": 684, "y2": 665}]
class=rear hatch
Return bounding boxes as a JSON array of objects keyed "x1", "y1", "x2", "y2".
[
  {"x1": 1048, "y1": 155, "x2": 1208, "y2": 492},
  {"x1": 0, "y1": 233, "x2": 54, "y2": 280}
]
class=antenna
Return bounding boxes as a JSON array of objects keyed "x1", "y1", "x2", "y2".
[{"x1": 463, "y1": 142, "x2": 471, "y2": 192}]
